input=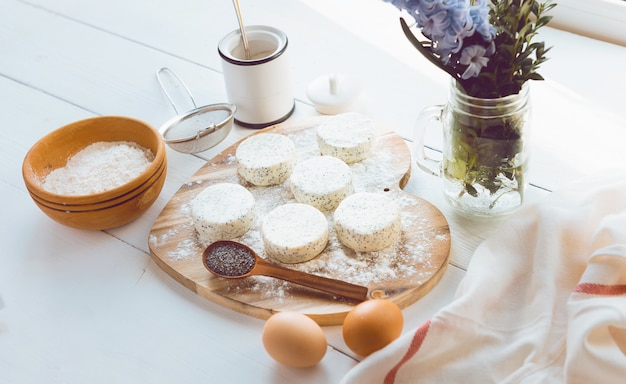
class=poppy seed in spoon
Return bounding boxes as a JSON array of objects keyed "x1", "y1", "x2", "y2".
[{"x1": 205, "y1": 242, "x2": 255, "y2": 276}]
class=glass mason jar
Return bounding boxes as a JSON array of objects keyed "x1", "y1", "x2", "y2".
[{"x1": 415, "y1": 80, "x2": 531, "y2": 216}]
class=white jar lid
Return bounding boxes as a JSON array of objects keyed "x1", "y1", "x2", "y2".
[{"x1": 306, "y1": 73, "x2": 360, "y2": 115}]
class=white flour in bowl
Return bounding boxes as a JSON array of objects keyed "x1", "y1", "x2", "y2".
[{"x1": 43, "y1": 141, "x2": 154, "y2": 195}]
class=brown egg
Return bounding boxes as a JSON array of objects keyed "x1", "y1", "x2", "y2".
[
  {"x1": 262, "y1": 311, "x2": 327, "y2": 368},
  {"x1": 342, "y1": 299, "x2": 404, "y2": 356}
]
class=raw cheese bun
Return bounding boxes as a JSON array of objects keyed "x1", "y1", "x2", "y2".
[
  {"x1": 190, "y1": 183, "x2": 256, "y2": 242},
  {"x1": 261, "y1": 203, "x2": 329, "y2": 263},
  {"x1": 334, "y1": 192, "x2": 401, "y2": 252},
  {"x1": 235, "y1": 133, "x2": 297, "y2": 186},
  {"x1": 289, "y1": 155, "x2": 354, "y2": 211},
  {"x1": 316, "y1": 112, "x2": 375, "y2": 164}
]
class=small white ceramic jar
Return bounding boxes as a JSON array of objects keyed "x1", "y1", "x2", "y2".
[{"x1": 218, "y1": 26, "x2": 295, "y2": 128}]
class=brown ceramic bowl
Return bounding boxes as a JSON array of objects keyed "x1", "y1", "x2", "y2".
[
  {"x1": 22, "y1": 116, "x2": 167, "y2": 230},
  {"x1": 27, "y1": 159, "x2": 167, "y2": 212},
  {"x1": 27, "y1": 153, "x2": 167, "y2": 212}
]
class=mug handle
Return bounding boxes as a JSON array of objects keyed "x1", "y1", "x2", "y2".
[{"x1": 414, "y1": 105, "x2": 444, "y2": 177}]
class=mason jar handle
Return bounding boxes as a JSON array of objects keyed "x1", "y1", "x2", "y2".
[{"x1": 414, "y1": 105, "x2": 444, "y2": 177}]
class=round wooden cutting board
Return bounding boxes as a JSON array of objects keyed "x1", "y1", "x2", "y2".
[{"x1": 148, "y1": 117, "x2": 450, "y2": 325}]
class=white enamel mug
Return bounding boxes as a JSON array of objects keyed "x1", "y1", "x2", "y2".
[{"x1": 218, "y1": 25, "x2": 295, "y2": 129}]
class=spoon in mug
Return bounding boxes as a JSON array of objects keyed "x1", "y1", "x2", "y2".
[
  {"x1": 203, "y1": 240, "x2": 370, "y2": 302},
  {"x1": 231, "y1": 0, "x2": 250, "y2": 60}
]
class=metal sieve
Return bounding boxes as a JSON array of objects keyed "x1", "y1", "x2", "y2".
[{"x1": 157, "y1": 67, "x2": 236, "y2": 154}]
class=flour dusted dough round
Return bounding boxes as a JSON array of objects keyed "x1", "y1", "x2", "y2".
[
  {"x1": 261, "y1": 203, "x2": 329, "y2": 263},
  {"x1": 191, "y1": 183, "x2": 256, "y2": 241},
  {"x1": 289, "y1": 156, "x2": 354, "y2": 211},
  {"x1": 334, "y1": 192, "x2": 401, "y2": 252},
  {"x1": 236, "y1": 133, "x2": 296, "y2": 186},
  {"x1": 316, "y1": 112, "x2": 375, "y2": 164}
]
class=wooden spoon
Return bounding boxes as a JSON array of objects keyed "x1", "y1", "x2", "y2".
[{"x1": 203, "y1": 240, "x2": 370, "y2": 302}]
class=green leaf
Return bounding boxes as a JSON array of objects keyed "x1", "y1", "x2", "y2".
[
  {"x1": 535, "y1": 15, "x2": 553, "y2": 29},
  {"x1": 465, "y1": 183, "x2": 479, "y2": 198}
]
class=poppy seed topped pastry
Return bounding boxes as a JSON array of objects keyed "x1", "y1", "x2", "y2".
[
  {"x1": 334, "y1": 192, "x2": 401, "y2": 252},
  {"x1": 289, "y1": 155, "x2": 354, "y2": 211},
  {"x1": 236, "y1": 133, "x2": 296, "y2": 186},
  {"x1": 261, "y1": 203, "x2": 329, "y2": 263},
  {"x1": 316, "y1": 112, "x2": 375, "y2": 164},
  {"x1": 191, "y1": 183, "x2": 256, "y2": 242}
]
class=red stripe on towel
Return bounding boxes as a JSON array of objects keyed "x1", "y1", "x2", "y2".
[
  {"x1": 575, "y1": 283, "x2": 626, "y2": 295},
  {"x1": 384, "y1": 319, "x2": 431, "y2": 384}
]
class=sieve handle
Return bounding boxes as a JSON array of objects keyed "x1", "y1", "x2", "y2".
[{"x1": 156, "y1": 67, "x2": 197, "y2": 114}]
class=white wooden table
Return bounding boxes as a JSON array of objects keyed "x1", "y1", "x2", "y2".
[{"x1": 2, "y1": 0, "x2": 625, "y2": 382}]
